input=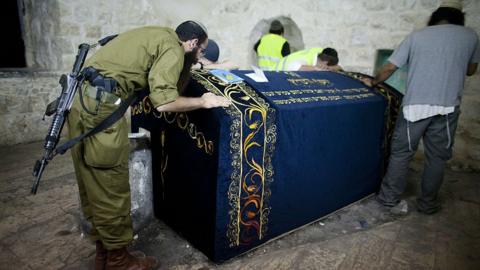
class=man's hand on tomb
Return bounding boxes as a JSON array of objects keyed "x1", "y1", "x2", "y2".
[
  {"x1": 361, "y1": 77, "x2": 374, "y2": 87},
  {"x1": 201, "y1": 92, "x2": 231, "y2": 108}
]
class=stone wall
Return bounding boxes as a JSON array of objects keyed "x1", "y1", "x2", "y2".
[
  {"x1": 0, "y1": 71, "x2": 62, "y2": 145},
  {"x1": 19, "y1": 0, "x2": 480, "y2": 72},
  {"x1": 22, "y1": 0, "x2": 62, "y2": 70},
  {"x1": 1, "y1": 0, "x2": 479, "y2": 169}
]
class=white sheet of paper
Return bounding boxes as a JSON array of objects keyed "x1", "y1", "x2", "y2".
[{"x1": 245, "y1": 65, "x2": 269, "y2": 82}]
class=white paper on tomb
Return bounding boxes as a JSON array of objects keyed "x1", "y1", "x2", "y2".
[{"x1": 245, "y1": 65, "x2": 269, "y2": 82}]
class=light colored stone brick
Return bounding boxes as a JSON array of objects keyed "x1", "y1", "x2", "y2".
[
  {"x1": 390, "y1": 0, "x2": 418, "y2": 11},
  {"x1": 362, "y1": 0, "x2": 389, "y2": 11}
]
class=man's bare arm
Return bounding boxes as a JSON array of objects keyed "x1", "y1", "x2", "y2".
[
  {"x1": 202, "y1": 60, "x2": 239, "y2": 70},
  {"x1": 156, "y1": 93, "x2": 231, "y2": 112},
  {"x1": 298, "y1": 65, "x2": 320, "y2": 71},
  {"x1": 362, "y1": 62, "x2": 398, "y2": 87}
]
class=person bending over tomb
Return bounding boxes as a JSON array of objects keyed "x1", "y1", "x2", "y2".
[
  {"x1": 194, "y1": 39, "x2": 239, "y2": 70},
  {"x1": 275, "y1": 47, "x2": 342, "y2": 72},
  {"x1": 67, "y1": 21, "x2": 230, "y2": 270}
]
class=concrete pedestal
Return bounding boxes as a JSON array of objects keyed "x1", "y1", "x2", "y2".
[{"x1": 79, "y1": 135, "x2": 153, "y2": 236}]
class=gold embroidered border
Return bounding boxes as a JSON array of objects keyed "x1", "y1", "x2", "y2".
[
  {"x1": 131, "y1": 96, "x2": 215, "y2": 155},
  {"x1": 191, "y1": 69, "x2": 277, "y2": 247},
  {"x1": 342, "y1": 72, "x2": 402, "y2": 173},
  {"x1": 156, "y1": 111, "x2": 215, "y2": 155}
]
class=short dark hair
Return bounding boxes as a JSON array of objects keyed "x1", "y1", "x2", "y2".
[
  {"x1": 175, "y1": 21, "x2": 208, "y2": 94},
  {"x1": 269, "y1": 20, "x2": 284, "y2": 35},
  {"x1": 175, "y1": 21, "x2": 208, "y2": 43},
  {"x1": 318, "y1": 47, "x2": 339, "y2": 66},
  {"x1": 428, "y1": 7, "x2": 465, "y2": 26}
]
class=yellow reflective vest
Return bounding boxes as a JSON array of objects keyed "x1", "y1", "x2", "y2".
[
  {"x1": 256, "y1": 34, "x2": 288, "y2": 70},
  {"x1": 276, "y1": 47, "x2": 324, "y2": 71}
]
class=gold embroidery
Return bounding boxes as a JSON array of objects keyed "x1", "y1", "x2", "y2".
[
  {"x1": 342, "y1": 71, "x2": 402, "y2": 174},
  {"x1": 160, "y1": 130, "x2": 168, "y2": 200},
  {"x1": 176, "y1": 113, "x2": 188, "y2": 130},
  {"x1": 131, "y1": 95, "x2": 214, "y2": 155},
  {"x1": 262, "y1": 88, "x2": 369, "y2": 97},
  {"x1": 191, "y1": 69, "x2": 277, "y2": 246},
  {"x1": 284, "y1": 71, "x2": 301, "y2": 78},
  {"x1": 153, "y1": 111, "x2": 214, "y2": 155},
  {"x1": 131, "y1": 96, "x2": 152, "y2": 115},
  {"x1": 287, "y1": 78, "x2": 332, "y2": 87},
  {"x1": 272, "y1": 93, "x2": 376, "y2": 105}
]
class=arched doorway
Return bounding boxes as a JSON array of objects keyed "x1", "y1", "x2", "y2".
[{"x1": 249, "y1": 16, "x2": 304, "y2": 67}]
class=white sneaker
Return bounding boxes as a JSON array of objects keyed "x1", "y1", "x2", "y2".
[{"x1": 390, "y1": 200, "x2": 408, "y2": 215}]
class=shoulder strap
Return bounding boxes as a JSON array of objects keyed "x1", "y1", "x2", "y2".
[{"x1": 98, "y1": 34, "x2": 118, "y2": 46}]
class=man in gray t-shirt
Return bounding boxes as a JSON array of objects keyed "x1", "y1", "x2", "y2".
[
  {"x1": 390, "y1": 24, "x2": 479, "y2": 107},
  {"x1": 363, "y1": 1, "x2": 479, "y2": 214}
]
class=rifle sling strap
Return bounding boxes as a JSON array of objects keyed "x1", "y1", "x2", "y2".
[{"x1": 55, "y1": 93, "x2": 137, "y2": 156}]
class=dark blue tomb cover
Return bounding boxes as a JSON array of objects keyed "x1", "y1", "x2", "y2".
[{"x1": 131, "y1": 69, "x2": 402, "y2": 262}]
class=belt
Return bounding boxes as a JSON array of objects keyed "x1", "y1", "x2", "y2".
[
  {"x1": 84, "y1": 84, "x2": 120, "y2": 104},
  {"x1": 81, "y1": 66, "x2": 120, "y2": 104},
  {"x1": 82, "y1": 66, "x2": 118, "y2": 92}
]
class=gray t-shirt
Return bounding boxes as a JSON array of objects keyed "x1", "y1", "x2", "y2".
[{"x1": 389, "y1": 24, "x2": 480, "y2": 106}]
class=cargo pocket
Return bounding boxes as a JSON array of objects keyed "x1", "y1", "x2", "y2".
[{"x1": 83, "y1": 109, "x2": 129, "y2": 168}]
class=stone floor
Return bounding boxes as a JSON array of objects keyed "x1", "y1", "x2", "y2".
[{"x1": 0, "y1": 141, "x2": 479, "y2": 270}]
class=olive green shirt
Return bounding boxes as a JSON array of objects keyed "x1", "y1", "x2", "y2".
[{"x1": 85, "y1": 26, "x2": 184, "y2": 107}]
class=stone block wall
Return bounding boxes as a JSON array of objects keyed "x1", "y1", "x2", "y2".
[
  {"x1": 0, "y1": 71, "x2": 62, "y2": 145},
  {"x1": 1, "y1": 0, "x2": 479, "y2": 169}
]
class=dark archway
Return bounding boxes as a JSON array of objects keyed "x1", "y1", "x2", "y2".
[
  {"x1": 0, "y1": 0, "x2": 26, "y2": 67},
  {"x1": 249, "y1": 16, "x2": 304, "y2": 67}
]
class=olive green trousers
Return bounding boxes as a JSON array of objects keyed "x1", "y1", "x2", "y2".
[{"x1": 67, "y1": 85, "x2": 132, "y2": 250}]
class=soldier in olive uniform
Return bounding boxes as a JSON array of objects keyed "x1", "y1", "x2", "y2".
[{"x1": 67, "y1": 21, "x2": 230, "y2": 270}]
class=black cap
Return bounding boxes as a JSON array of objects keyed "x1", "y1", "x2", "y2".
[
  {"x1": 203, "y1": 39, "x2": 219, "y2": 62},
  {"x1": 270, "y1": 20, "x2": 283, "y2": 31},
  {"x1": 319, "y1": 47, "x2": 339, "y2": 66}
]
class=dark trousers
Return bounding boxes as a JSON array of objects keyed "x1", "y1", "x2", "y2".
[{"x1": 377, "y1": 108, "x2": 460, "y2": 213}]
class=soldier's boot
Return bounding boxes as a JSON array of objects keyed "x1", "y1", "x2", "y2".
[
  {"x1": 105, "y1": 247, "x2": 157, "y2": 270},
  {"x1": 96, "y1": 241, "x2": 147, "y2": 270},
  {"x1": 95, "y1": 241, "x2": 108, "y2": 270}
]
